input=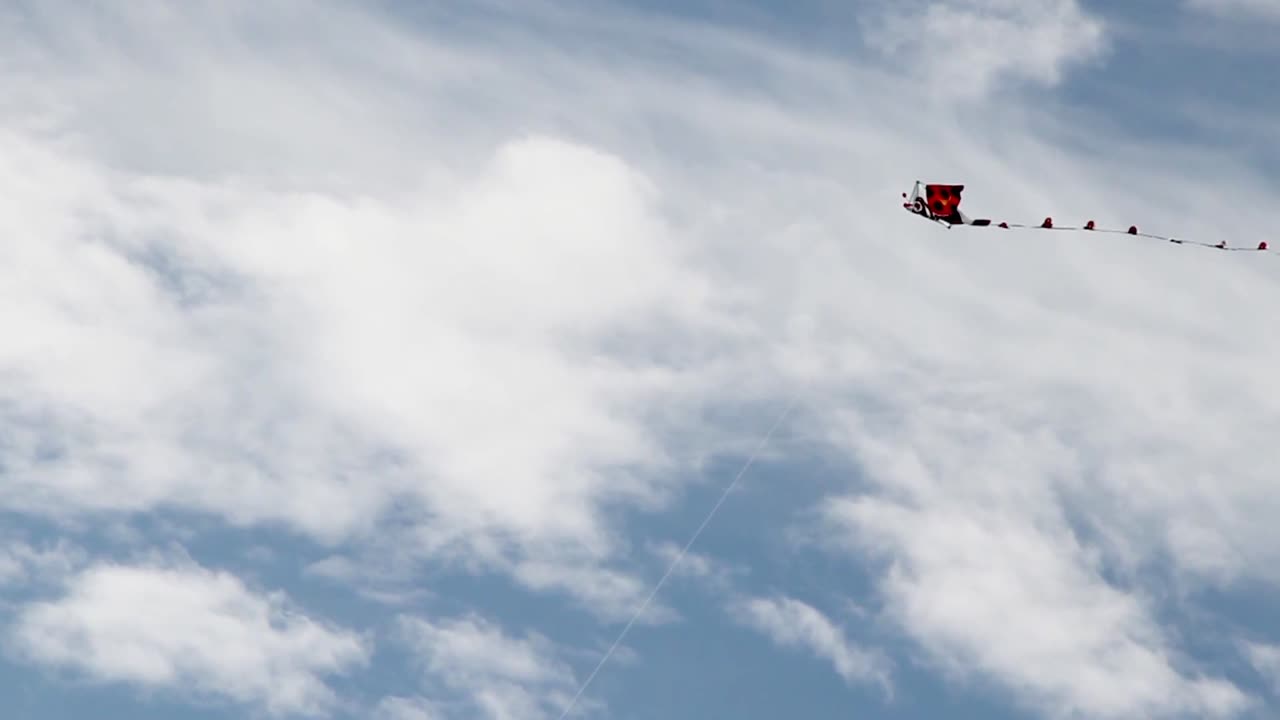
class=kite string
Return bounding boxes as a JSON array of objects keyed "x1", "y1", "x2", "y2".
[{"x1": 554, "y1": 395, "x2": 799, "y2": 720}]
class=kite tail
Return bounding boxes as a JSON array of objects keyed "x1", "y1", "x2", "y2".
[{"x1": 902, "y1": 181, "x2": 1271, "y2": 253}]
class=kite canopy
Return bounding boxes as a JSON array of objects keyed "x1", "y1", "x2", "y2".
[{"x1": 902, "y1": 180, "x2": 1271, "y2": 253}]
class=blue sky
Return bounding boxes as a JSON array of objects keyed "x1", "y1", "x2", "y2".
[{"x1": 3, "y1": 1, "x2": 1280, "y2": 719}]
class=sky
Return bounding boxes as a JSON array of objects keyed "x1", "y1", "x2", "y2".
[{"x1": 2, "y1": 1, "x2": 1280, "y2": 719}]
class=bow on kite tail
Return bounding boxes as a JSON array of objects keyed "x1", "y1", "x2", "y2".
[{"x1": 901, "y1": 181, "x2": 1274, "y2": 253}]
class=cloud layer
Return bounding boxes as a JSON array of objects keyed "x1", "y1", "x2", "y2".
[{"x1": 2, "y1": 1, "x2": 1279, "y2": 719}]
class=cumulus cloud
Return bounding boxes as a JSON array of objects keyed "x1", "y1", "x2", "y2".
[
  {"x1": 10, "y1": 561, "x2": 370, "y2": 716},
  {"x1": 860, "y1": 0, "x2": 1108, "y2": 99}
]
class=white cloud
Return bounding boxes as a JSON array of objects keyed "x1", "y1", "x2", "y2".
[
  {"x1": 732, "y1": 594, "x2": 890, "y2": 691},
  {"x1": 860, "y1": 0, "x2": 1108, "y2": 99},
  {"x1": 2, "y1": 1, "x2": 1280, "y2": 719},
  {"x1": 397, "y1": 614, "x2": 579, "y2": 720},
  {"x1": 11, "y1": 561, "x2": 370, "y2": 716}
]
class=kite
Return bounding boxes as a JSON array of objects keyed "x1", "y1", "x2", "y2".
[{"x1": 902, "y1": 180, "x2": 1273, "y2": 253}]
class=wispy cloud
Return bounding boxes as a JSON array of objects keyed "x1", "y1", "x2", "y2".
[
  {"x1": 1184, "y1": 0, "x2": 1280, "y2": 22},
  {"x1": 396, "y1": 614, "x2": 579, "y2": 720},
  {"x1": 0, "y1": 538, "x2": 83, "y2": 589},
  {"x1": 1244, "y1": 642, "x2": 1280, "y2": 695},
  {"x1": 374, "y1": 696, "x2": 443, "y2": 720},
  {"x1": 823, "y1": 496, "x2": 1250, "y2": 718},
  {"x1": 648, "y1": 541, "x2": 746, "y2": 593},
  {"x1": 731, "y1": 594, "x2": 890, "y2": 692},
  {"x1": 858, "y1": 0, "x2": 1108, "y2": 99}
]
